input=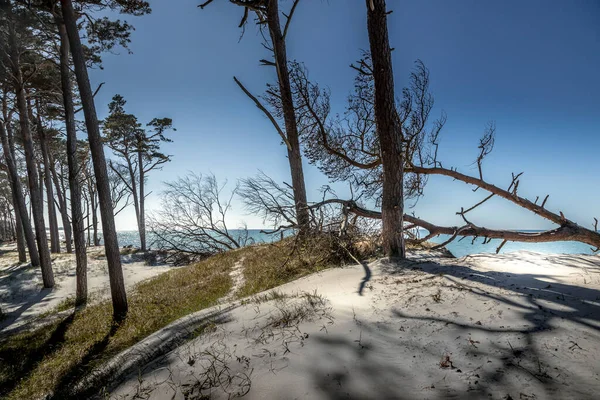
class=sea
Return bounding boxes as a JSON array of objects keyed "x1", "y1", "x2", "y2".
[{"x1": 113, "y1": 229, "x2": 597, "y2": 258}]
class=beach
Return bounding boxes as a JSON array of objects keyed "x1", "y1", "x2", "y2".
[{"x1": 101, "y1": 249, "x2": 600, "y2": 399}]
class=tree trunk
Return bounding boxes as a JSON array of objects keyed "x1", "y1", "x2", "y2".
[
  {"x1": 48, "y1": 154, "x2": 73, "y2": 253},
  {"x1": 265, "y1": 1, "x2": 310, "y2": 234},
  {"x1": 0, "y1": 110, "x2": 38, "y2": 266},
  {"x1": 138, "y1": 151, "x2": 146, "y2": 251},
  {"x1": 86, "y1": 204, "x2": 91, "y2": 246},
  {"x1": 35, "y1": 108, "x2": 61, "y2": 254},
  {"x1": 125, "y1": 158, "x2": 142, "y2": 246},
  {"x1": 10, "y1": 161, "x2": 27, "y2": 263},
  {"x1": 56, "y1": 20, "x2": 87, "y2": 305},
  {"x1": 7, "y1": 22, "x2": 54, "y2": 286},
  {"x1": 366, "y1": 0, "x2": 405, "y2": 258},
  {"x1": 61, "y1": 0, "x2": 127, "y2": 320},
  {"x1": 91, "y1": 190, "x2": 99, "y2": 246}
]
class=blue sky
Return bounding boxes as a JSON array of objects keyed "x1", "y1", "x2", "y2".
[{"x1": 88, "y1": 0, "x2": 600, "y2": 231}]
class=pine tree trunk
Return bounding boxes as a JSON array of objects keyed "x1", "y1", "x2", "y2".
[
  {"x1": 265, "y1": 1, "x2": 310, "y2": 234},
  {"x1": 10, "y1": 154, "x2": 27, "y2": 263},
  {"x1": 0, "y1": 108, "x2": 38, "y2": 266},
  {"x1": 7, "y1": 22, "x2": 54, "y2": 286},
  {"x1": 48, "y1": 155, "x2": 73, "y2": 253},
  {"x1": 91, "y1": 192, "x2": 99, "y2": 246},
  {"x1": 35, "y1": 108, "x2": 61, "y2": 254},
  {"x1": 366, "y1": 0, "x2": 405, "y2": 259},
  {"x1": 138, "y1": 151, "x2": 146, "y2": 251},
  {"x1": 126, "y1": 158, "x2": 142, "y2": 247},
  {"x1": 57, "y1": 20, "x2": 87, "y2": 305},
  {"x1": 61, "y1": 0, "x2": 127, "y2": 319}
]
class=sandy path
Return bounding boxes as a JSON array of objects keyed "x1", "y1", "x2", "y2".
[
  {"x1": 0, "y1": 245, "x2": 177, "y2": 333},
  {"x1": 107, "y1": 250, "x2": 600, "y2": 400}
]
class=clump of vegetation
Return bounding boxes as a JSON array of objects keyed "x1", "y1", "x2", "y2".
[
  {"x1": 56, "y1": 296, "x2": 77, "y2": 313},
  {"x1": 0, "y1": 252, "x2": 237, "y2": 400},
  {"x1": 237, "y1": 232, "x2": 377, "y2": 298}
]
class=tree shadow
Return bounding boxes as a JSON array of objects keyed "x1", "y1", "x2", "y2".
[
  {"x1": 357, "y1": 261, "x2": 371, "y2": 296},
  {"x1": 52, "y1": 321, "x2": 121, "y2": 399},
  {"x1": 376, "y1": 253, "x2": 600, "y2": 399},
  {"x1": 0, "y1": 286, "x2": 52, "y2": 332},
  {"x1": 0, "y1": 312, "x2": 75, "y2": 397}
]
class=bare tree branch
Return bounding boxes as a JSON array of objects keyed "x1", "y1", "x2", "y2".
[{"x1": 233, "y1": 76, "x2": 291, "y2": 150}]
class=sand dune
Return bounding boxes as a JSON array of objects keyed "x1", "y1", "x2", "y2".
[{"x1": 105, "y1": 250, "x2": 600, "y2": 399}]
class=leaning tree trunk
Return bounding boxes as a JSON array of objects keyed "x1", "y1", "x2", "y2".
[
  {"x1": 265, "y1": 0, "x2": 310, "y2": 235},
  {"x1": 61, "y1": 0, "x2": 127, "y2": 319},
  {"x1": 14, "y1": 88, "x2": 53, "y2": 286},
  {"x1": 57, "y1": 20, "x2": 87, "y2": 305},
  {"x1": 7, "y1": 24, "x2": 54, "y2": 286},
  {"x1": 0, "y1": 112, "x2": 39, "y2": 266},
  {"x1": 366, "y1": 0, "x2": 405, "y2": 258}
]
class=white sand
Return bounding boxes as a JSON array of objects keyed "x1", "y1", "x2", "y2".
[
  {"x1": 0, "y1": 245, "x2": 177, "y2": 333},
  {"x1": 107, "y1": 250, "x2": 600, "y2": 400}
]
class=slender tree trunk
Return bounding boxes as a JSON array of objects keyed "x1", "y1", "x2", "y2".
[
  {"x1": 91, "y1": 191, "x2": 99, "y2": 246},
  {"x1": 48, "y1": 154, "x2": 73, "y2": 253},
  {"x1": 35, "y1": 107, "x2": 61, "y2": 253},
  {"x1": 2, "y1": 211, "x2": 6, "y2": 241},
  {"x1": 7, "y1": 23, "x2": 54, "y2": 286},
  {"x1": 61, "y1": 0, "x2": 127, "y2": 319},
  {"x1": 14, "y1": 88, "x2": 54, "y2": 286},
  {"x1": 125, "y1": 158, "x2": 142, "y2": 246},
  {"x1": 9, "y1": 207, "x2": 16, "y2": 241},
  {"x1": 86, "y1": 205, "x2": 91, "y2": 246},
  {"x1": 56, "y1": 20, "x2": 87, "y2": 305},
  {"x1": 265, "y1": 1, "x2": 310, "y2": 234},
  {"x1": 10, "y1": 156, "x2": 27, "y2": 263},
  {"x1": 138, "y1": 151, "x2": 146, "y2": 251},
  {"x1": 0, "y1": 113, "x2": 38, "y2": 265},
  {"x1": 366, "y1": 0, "x2": 405, "y2": 258}
]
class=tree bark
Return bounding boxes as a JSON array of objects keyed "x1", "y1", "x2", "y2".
[
  {"x1": 91, "y1": 190, "x2": 99, "y2": 246},
  {"x1": 0, "y1": 108, "x2": 38, "y2": 265},
  {"x1": 35, "y1": 106, "x2": 61, "y2": 253},
  {"x1": 366, "y1": 0, "x2": 405, "y2": 258},
  {"x1": 7, "y1": 20, "x2": 54, "y2": 286},
  {"x1": 265, "y1": 0, "x2": 310, "y2": 234},
  {"x1": 13, "y1": 198, "x2": 26, "y2": 259},
  {"x1": 138, "y1": 151, "x2": 146, "y2": 250},
  {"x1": 56, "y1": 20, "x2": 87, "y2": 304},
  {"x1": 61, "y1": 0, "x2": 127, "y2": 319},
  {"x1": 124, "y1": 157, "x2": 141, "y2": 247},
  {"x1": 48, "y1": 154, "x2": 73, "y2": 253}
]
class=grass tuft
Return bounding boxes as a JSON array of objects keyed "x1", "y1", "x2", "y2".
[{"x1": 237, "y1": 232, "x2": 368, "y2": 297}]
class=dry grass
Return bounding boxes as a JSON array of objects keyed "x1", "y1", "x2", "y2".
[
  {"x1": 0, "y1": 251, "x2": 238, "y2": 400},
  {"x1": 237, "y1": 233, "x2": 368, "y2": 298},
  {"x1": 0, "y1": 233, "x2": 377, "y2": 399}
]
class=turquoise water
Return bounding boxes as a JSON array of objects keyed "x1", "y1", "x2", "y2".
[
  {"x1": 429, "y1": 234, "x2": 595, "y2": 257},
  {"x1": 113, "y1": 229, "x2": 597, "y2": 257}
]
